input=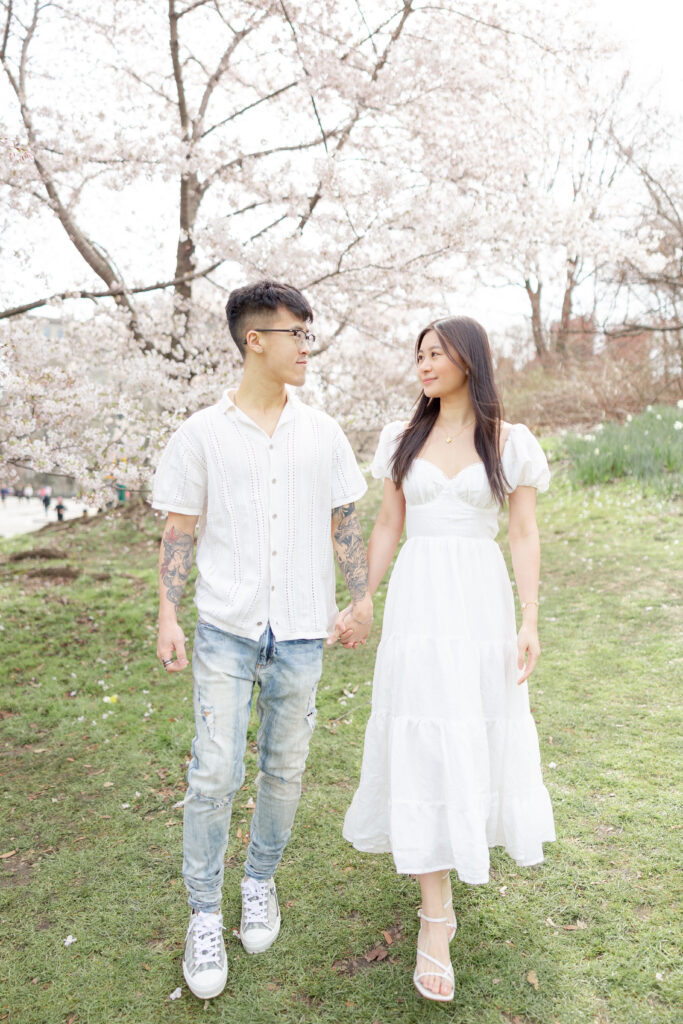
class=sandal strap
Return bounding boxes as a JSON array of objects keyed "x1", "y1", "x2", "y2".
[
  {"x1": 417, "y1": 909, "x2": 448, "y2": 924},
  {"x1": 416, "y1": 947, "x2": 454, "y2": 974}
]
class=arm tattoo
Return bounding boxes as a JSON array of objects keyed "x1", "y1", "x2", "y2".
[
  {"x1": 331, "y1": 503, "x2": 369, "y2": 604},
  {"x1": 160, "y1": 525, "x2": 194, "y2": 608}
]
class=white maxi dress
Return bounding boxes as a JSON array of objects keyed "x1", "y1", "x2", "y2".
[{"x1": 343, "y1": 422, "x2": 556, "y2": 882}]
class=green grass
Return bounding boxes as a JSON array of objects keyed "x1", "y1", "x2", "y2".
[
  {"x1": 0, "y1": 459, "x2": 681, "y2": 1024},
  {"x1": 562, "y1": 404, "x2": 683, "y2": 497}
]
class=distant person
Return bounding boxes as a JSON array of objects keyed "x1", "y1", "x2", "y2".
[
  {"x1": 55, "y1": 498, "x2": 67, "y2": 522},
  {"x1": 342, "y1": 315, "x2": 555, "y2": 1003},
  {"x1": 42, "y1": 491, "x2": 51, "y2": 516},
  {"x1": 24, "y1": 484, "x2": 33, "y2": 501},
  {"x1": 0, "y1": 486, "x2": 7, "y2": 505},
  {"x1": 151, "y1": 279, "x2": 371, "y2": 1001}
]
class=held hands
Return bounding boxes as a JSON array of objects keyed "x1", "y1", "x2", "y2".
[
  {"x1": 516, "y1": 621, "x2": 540, "y2": 685},
  {"x1": 327, "y1": 598, "x2": 373, "y2": 649},
  {"x1": 157, "y1": 618, "x2": 189, "y2": 673}
]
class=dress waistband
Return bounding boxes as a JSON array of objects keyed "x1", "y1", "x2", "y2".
[{"x1": 405, "y1": 503, "x2": 498, "y2": 540}]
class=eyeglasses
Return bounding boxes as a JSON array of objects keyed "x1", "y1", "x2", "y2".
[{"x1": 251, "y1": 328, "x2": 316, "y2": 346}]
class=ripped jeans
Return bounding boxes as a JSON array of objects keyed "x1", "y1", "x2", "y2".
[{"x1": 182, "y1": 620, "x2": 323, "y2": 912}]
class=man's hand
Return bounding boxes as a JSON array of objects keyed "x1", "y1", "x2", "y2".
[
  {"x1": 157, "y1": 618, "x2": 189, "y2": 672},
  {"x1": 328, "y1": 598, "x2": 373, "y2": 648}
]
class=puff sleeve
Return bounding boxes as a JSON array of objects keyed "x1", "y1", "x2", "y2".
[
  {"x1": 370, "y1": 421, "x2": 405, "y2": 480},
  {"x1": 502, "y1": 424, "x2": 551, "y2": 493}
]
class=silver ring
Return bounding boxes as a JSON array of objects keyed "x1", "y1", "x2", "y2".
[{"x1": 162, "y1": 658, "x2": 173, "y2": 667}]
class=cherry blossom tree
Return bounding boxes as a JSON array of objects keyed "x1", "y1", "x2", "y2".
[{"x1": 0, "y1": 0, "x2": 672, "y2": 493}]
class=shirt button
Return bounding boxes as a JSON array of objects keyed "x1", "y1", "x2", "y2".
[
  {"x1": 269, "y1": 444, "x2": 274, "y2": 450},
  {"x1": 272, "y1": 512, "x2": 277, "y2": 519},
  {"x1": 256, "y1": 621, "x2": 263, "y2": 626},
  {"x1": 272, "y1": 478, "x2": 277, "y2": 484},
  {"x1": 272, "y1": 550, "x2": 277, "y2": 556},
  {"x1": 271, "y1": 585, "x2": 275, "y2": 591}
]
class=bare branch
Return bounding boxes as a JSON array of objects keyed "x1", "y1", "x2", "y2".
[
  {"x1": 169, "y1": 0, "x2": 190, "y2": 133},
  {"x1": 1, "y1": 0, "x2": 13, "y2": 62},
  {"x1": 200, "y1": 80, "x2": 299, "y2": 139},
  {"x1": 278, "y1": 0, "x2": 330, "y2": 153},
  {"x1": 177, "y1": 0, "x2": 214, "y2": 17},
  {"x1": 194, "y1": 25, "x2": 253, "y2": 135},
  {"x1": 0, "y1": 259, "x2": 226, "y2": 321},
  {"x1": 297, "y1": 0, "x2": 416, "y2": 233}
]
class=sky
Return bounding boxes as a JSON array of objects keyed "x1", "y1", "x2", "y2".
[{"x1": 593, "y1": 0, "x2": 683, "y2": 105}]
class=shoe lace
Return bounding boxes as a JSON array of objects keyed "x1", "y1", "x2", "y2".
[
  {"x1": 191, "y1": 912, "x2": 224, "y2": 967},
  {"x1": 242, "y1": 878, "x2": 269, "y2": 926}
]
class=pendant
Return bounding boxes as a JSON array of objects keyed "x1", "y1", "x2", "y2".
[{"x1": 445, "y1": 437, "x2": 452, "y2": 444}]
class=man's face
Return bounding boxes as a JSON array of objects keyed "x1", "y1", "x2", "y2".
[{"x1": 246, "y1": 306, "x2": 312, "y2": 387}]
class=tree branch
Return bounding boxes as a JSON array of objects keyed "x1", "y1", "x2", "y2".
[{"x1": 0, "y1": 259, "x2": 226, "y2": 320}]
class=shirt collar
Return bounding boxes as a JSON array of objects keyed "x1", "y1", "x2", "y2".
[{"x1": 218, "y1": 386, "x2": 299, "y2": 428}]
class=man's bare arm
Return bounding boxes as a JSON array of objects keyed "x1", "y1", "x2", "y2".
[
  {"x1": 157, "y1": 513, "x2": 198, "y2": 672},
  {"x1": 331, "y1": 503, "x2": 373, "y2": 645}
]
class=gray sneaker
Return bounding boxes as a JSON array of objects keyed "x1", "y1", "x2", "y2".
[
  {"x1": 182, "y1": 910, "x2": 228, "y2": 999},
  {"x1": 240, "y1": 876, "x2": 281, "y2": 954}
]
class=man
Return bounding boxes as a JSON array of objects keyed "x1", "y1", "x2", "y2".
[{"x1": 152, "y1": 279, "x2": 372, "y2": 1000}]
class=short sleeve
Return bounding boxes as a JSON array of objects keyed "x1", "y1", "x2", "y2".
[
  {"x1": 370, "y1": 421, "x2": 405, "y2": 480},
  {"x1": 502, "y1": 424, "x2": 550, "y2": 493},
  {"x1": 151, "y1": 423, "x2": 208, "y2": 515},
  {"x1": 331, "y1": 427, "x2": 368, "y2": 508}
]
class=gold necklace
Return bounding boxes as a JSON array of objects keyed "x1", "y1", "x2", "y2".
[{"x1": 438, "y1": 417, "x2": 474, "y2": 444}]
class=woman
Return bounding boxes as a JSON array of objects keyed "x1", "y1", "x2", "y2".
[{"x1": 341, "y1": 316, "x2": 555, "y2": 1002}]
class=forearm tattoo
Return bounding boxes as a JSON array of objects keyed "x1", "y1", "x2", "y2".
[
  {"x1": 160, "y1": 525, "x2": 194, "y2": 608},
  {"x1": 331, "y1": 503, "x2": 369, "y2": 604}
]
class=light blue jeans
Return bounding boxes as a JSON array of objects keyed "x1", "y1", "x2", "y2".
[{"x1": 182, "y1": 620, "x2": 323, "y2": 912}]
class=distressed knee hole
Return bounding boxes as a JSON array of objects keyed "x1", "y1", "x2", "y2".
[
  {"x1": 186, "y1": 784, "x2": 233, "y2": 809},
  {"x1": 305, "y1": 688, "x2": 317, "y2": 731},
  {"x1": 200, "y1": 703, "x2": 215, "y2": 739}
]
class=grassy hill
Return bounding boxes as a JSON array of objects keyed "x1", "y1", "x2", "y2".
[{"x1": 0, "y1": 456, "x2": 681, "y2": 1024}]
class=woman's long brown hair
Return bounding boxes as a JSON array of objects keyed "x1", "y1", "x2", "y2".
[{"x1": 390, "y1": 316, "x2": 509, "y2": 505}]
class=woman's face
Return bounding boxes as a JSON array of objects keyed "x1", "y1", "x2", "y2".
[{"x1": 416, "y1": 330, "x2": 468, "y2": 399}]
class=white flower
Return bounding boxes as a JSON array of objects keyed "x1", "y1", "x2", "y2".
[
  {"x1": 677, "y1": 399, "x2": 683, "y2": 409},
  {"x1": 594, "y1": 448, "x2": 600, "y2": 455},
  {"x1": 549, "y1": 761, "x2": 557, "y2": 768},
  {"x1": 647, "y1": 404, "x2": 653, "y2": 411},
  {"x1": 656, "y1": 413, "x2": 662, "y2": 420},
  {"x1": 626, "y1": 414, "x2": 632, "y2": 422},
  {"x1": 169, "y1": 988, "x2": 182, "y2": 1000},
  {"x1": 121, "y1": 803, "x2": 130, "y2": 809},
  {"x1": 64, "y1": 935, "x2": 77, "y2": 947},
  {"x1": 674, "y1": 421, "x2": 682, "y2": 431}
]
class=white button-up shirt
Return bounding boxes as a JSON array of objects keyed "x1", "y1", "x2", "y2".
[{"x1": 151, "y1": 389, "x2": 367, "y2": 641}]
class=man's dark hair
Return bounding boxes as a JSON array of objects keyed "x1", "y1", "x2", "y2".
[{"x1": 225, "y1": 279, "x2": 313, "y2": 359}]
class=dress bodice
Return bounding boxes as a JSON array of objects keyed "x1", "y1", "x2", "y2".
[{"x1": 371, "y1": 421, "x2": 550, "y2": 541}]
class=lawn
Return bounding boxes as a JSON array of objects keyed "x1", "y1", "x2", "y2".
[{"x1": 0, "y1": 455, "x2": 681, "y2": 1024}]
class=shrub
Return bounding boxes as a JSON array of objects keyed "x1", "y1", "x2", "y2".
[{"x1": 562, "y1": 403, "x2": 683, "y2": 496}]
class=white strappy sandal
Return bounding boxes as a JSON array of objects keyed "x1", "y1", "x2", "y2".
[
  {"x1": 442, "y1": 870, "x2": 457, "y2": 943},
  {"x1": 413, "y1": 909, "x2": 454, "y2": 1002}
]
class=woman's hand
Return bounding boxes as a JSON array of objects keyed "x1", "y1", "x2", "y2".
[
  {"x1": 516, "y1": 622, "x2": 540, "y2": 685},
  {"x1": 327, "y1": 603, "x2": 372, "y2": 648}
]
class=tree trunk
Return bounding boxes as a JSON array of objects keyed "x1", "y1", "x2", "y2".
[
  {"x1": 171, "y1": 170, "x2": 202, "y2": 355},
  {"x1": 555, "y1": 256, "x2": 578, "y2": 360},
  {"x1": 524, "y1": 278, "x2": 547, "y2": 360}
]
